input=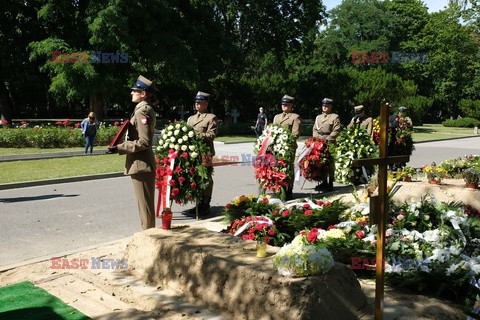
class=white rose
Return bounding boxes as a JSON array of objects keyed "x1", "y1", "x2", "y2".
[
  {"x1": 189, "y1": 145, "x2": 195, "y2": 151},
  {"x1": 158, "y1": 140, "x2": 163, "y2": 145},
  {"x1": 174, "y1": 144, "x2": 180, "y2": 150},
  {"x1": 182, "y1": 126, "x2": 188, "y2": 132},
  {"x1": 163, "y1": 143, "x2": 168, "y2": 148},
  {"x1": 170, "y1": 137, "x2": 175, "y2": 142},
  {"x1": 156, "y1": 146, "x2": 161, "y2": 151},
  {"x1": 167, "y1": 131, "x2": 173, "y2": 136},
  {"x1": 168, "y1": 125, "x2": 174, "y2": 130},
  {"x1": 169, "y1": 144, "x2": 175, "y2": 149},
  {"x1": 188, "y1": 131, "x2": 194, "y2": 138},
  {"x1": 181, "y1": 145, "x2": 188, "y2": 151},
  {"x1": 183, "y1": 135, "x2": 188, "y2": 141},
  {"x1": 162, "y1": 134, "x2": 168, "y2": 140},
  {"x1": 174, "y1": 129, "x2": 180, "y2": 136},
  {"x1": 175, "y1": 123, "x2": 181, "y2": 129},
  {"x1": 178, "y1": 139, "x2": 183, "y2": 144},
  {"x1": 191, "y1": 152, "x2": 198, "y2": 158}
]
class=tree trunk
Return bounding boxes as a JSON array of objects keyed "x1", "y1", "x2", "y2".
[
  {"x1": 0, "y1": 72, "x2": 14, "y2": 123},
  {"x1": 89, "y1": 93, "x2": 104, "y2": 121}
]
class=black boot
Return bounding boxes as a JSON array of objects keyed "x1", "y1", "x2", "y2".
[
  {"x1": 185, "y1": 200, "x2": 203, "y2": 216},
  {"x1": 315, "y1": 180, "x2": 327, "y2": 191},
  {"x1": 200, "y1": 198, "x2": 211, "y2": 216},
  {"x1": 285, "y1": 187, "x2": 293, "y2": 201}
]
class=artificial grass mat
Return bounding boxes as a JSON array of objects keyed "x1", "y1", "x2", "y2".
[{"x1": 0, "y1": 281, "x2": 90, "y2": 320}]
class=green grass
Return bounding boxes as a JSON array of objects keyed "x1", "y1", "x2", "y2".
[
  {"x1": 216, "y1": 135, "x2": 256, "y2": 142},
  {"x1": 0, "y1": 153, "x2": 125, "y2": 184},
  {"x1": 0, "y1": 147, "x2": 102, "y2": 156},
  {"x1": 412, "y1": 124, "x2": 477, "y2": 142}
]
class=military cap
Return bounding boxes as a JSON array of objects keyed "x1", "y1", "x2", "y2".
[
  {"x1": 195, "y1": 91, "x2": 210, "y2": 102},
  {"x1": 322, "y1": 98, "x2": 333, "y2": 105},
  {"x1": 131, "y1": 75, "x2": 156, "y2": 94},
  {"x1": 354, "y1": 105, "x2": 364, "y2": 114},
  {"x1": 281, "y1": 95, "x2": 295, "y2": 104},
  {"x1": 399, "y1": 107, "x2": 407, "y2": 113}
]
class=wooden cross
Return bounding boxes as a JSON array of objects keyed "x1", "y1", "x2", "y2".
[
  {"x1": 177, "y1": 107, "x2": 187, "y2": 120},
  {"x1": 352, "y1": 103, "x2": 410, "y2": 320},
  {"x1": 231, "y1": 108, "x2": 240, "y2": 124}
]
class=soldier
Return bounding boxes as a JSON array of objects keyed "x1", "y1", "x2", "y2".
[
  {"x1": 313, "y1": 98, "x2": 341, "y2": 193},
  {"x1": 108, "y1": 75, "x2": 157, "y2": 230},
  {"x1": 187, "y1": 91, "x2": 217, "y2": 216},
  {"x1": 347, "y1": 105, "x2": 373, "y2": 136},
  {"x1": 273, "y1": 94, "x2": 301, "y2": 200}
]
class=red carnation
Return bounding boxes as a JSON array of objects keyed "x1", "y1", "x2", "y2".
[
  {"x1": 182, "y1": 152, "x2": 188, "y2": 158},
  {"x1": 189, "y1": 167, "x2": 195, "y2": 174},
  {"x1": 303, "y1": 204, "x2": 310, "y2": 209},
  {"x1": 282, "y1": 210, "x2": 290, "y2": 217},
  {"x1": 304, "y1": 210, "x2": 313, "y2": 216},
  {"x1": 169, "y1": 180, "x2": 175, "y2": 186},
  {"x1": 262, "y1": 197, "x2": 269, "y2": 204},
  {"x1": 175, "y1": 166, "x2": 182, "y2": 173},
  {"x1": 178, "y1": 176, "x2": 185, "y2": 184},
  {"x1": 190, "y1": 182, "x2": 197, "y2": 189},
  {"x1": 356, "y1": 230, "x2": 365, "y2": 239}
]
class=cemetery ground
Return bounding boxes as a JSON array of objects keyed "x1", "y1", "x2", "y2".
[
  {"x1": 0, "y1": 177, "x2": 472, "y2": 320},
  {"x1": 0, "y1": 130, "x2": 479, "y2": 319}
]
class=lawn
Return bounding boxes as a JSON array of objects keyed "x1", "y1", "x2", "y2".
[
  {"x1": 412, "y1": 124, "x2": 477, "y2": 142},
  {"x1": 0, "y1": 154, "x2": 125, "y2": 184}
]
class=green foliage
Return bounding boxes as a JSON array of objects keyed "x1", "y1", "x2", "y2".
[
  {"x1": 0, "y1": 126, "x2": 119, "y2": 148},
  {"x1": 442, "y1": 118, "x2": 480, "y2": 128},
  {"x1": 459, "y1": 99, "x2": 480, "y2": 120}
]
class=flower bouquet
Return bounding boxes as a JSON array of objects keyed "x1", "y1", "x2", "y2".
[
  {"x1": 333, "y1": 126, "x2": 378, "y2": 185},
  {"x1": 228, "y1": 216, "x2": 280, "y2": 245},
  {"x1": 393, "y1": 114, "x2": 414, "y2": 156},
  {"x1": 253, "y1": 124, "x2": 296, "y2": 200},
  {"x1": 298, "y1": 137, "x2": 331, "y2": 182},
  {"x1": 463, "y1": 167, "x2": 480, "y2": 188},
  {"x1": 155, "y1": 121, "x2": 213, "y2": 214},
  {"x1": 423, "y1": 165, "x2": 446, "y2": 184},
  {"x1": 273, "y1": 228, "x2": 334, "y2": 277}
]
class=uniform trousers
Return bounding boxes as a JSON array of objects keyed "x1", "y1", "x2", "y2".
[{"x1": 131, "y1": 171, "x2": 156, "y2": 230}]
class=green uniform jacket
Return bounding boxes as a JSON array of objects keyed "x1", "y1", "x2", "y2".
[
  {"x1": 187, "y1": 112, "x2": 217, "y2": 156},
  {"x1": 273, "y1": 112, "x2": 301, "y2": 139},
  {"x1": 313, "y1": 113, "x2": 341, "y2": 142},
  {"x1": 347, "y1": 116, "x2": 373, "y2": 136},
  {"x1": 117, "y1": 100, "x2": 156, "y2": 175}
]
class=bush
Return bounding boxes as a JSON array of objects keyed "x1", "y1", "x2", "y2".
[
  {"x1": 0, "y1": 125, "x2": 120, "y2": 148},
  {"x1": 442, "y1": 118, "x2": 480, "y2": 128}
]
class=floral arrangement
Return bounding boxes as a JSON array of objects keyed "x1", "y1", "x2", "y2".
[
  {"x1": 463, "y1": 168, "x2": 480, "y2": 187},
  {"x1": 393, "y1": 113, "x2": 414, "y2": 155},
  {"x1": 333, "y1": 126, "x2": 378, "y2": 185},
  {"x1": 423, "y1": 164, "x2": 447, "y2": 183},
  {"x1": 222, "y1": 195, "x2": 281, "y2": 224},
  {"x1": 372, "y1": 118, "x2": 380, "y2": 145},
  {"x1": 298, "y1": 137, "x2": 331, "y2": 182},
  {"x1": 155, "y1": 120, "x2": 213, "y2": 209},
  {"x1": 228, "y1": 216, "x2": 282, "y2": 245},
  {"x1": 273, "y1": 229, "x2": 335, "y2": 277},
  {"x1": 253, "y1": 124, "x2": 296, "y2": 199},
  {"x1": 400, "y1": 166, "x2": 416, "y2": 181},
  {"x1": 441, "y1": 156, "x2": 480, "y2": 179}
]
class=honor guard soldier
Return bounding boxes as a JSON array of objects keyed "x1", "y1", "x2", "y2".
[
  {"x1": 313, "y1": 98, "x2": 341, "y2": 193},
  {"x1": 347, "y1": 105, "x2": 373, "y2": 136},
  {"x1": 108, "y1": 75, "x2": 157, "y2": 230},
  {"x1": 273, "y1": 94, "x2": 301, "y2": 200},
  {"x1": 187, "y1": 91, "x2": 217, "y2": 216}
]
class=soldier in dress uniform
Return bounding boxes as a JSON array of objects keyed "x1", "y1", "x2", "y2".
[
  {"x1": 273, "y1": 94, "x2": 301, "y2": 200},
  {"x1": 347, "y1": 105, "x2": 373, "y2": 136},
  {"x1": 108, "y1": 75, "x2": 157, "y2": 230},
  {"x1": 187, "y1": 91, "x2": 217, "y2": 216},
  {"x1": 313, "y1": 98, "x2": 341, "y2": 193}
]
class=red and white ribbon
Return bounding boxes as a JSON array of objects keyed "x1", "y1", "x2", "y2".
[
  {"x1": 156, "y1": 152, "x2": 177, "y2": 217},
  {"x1": 294, "y1": 145, "x2": 313, "y2": 183}
]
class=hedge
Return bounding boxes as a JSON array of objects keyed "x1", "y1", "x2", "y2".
[{"x1": 442, "y1": 117, "x2": 480, "y2": 128}]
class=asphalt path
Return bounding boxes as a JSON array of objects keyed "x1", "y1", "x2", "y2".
[{"x1": 1, "y1": 136, "x2": 479, "y2": 269}]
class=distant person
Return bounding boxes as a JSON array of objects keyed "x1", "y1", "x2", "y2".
[
  {"x1": 108, "y1": 75, "x2": 157, "y2": 230},
  {"x1": 81, "y1": 112, "x2": 99, "y2": 155},
  {"x1": 255, "y1": 107, "x2": 268, "y2": 138},
  {"x1": 398, "y1": 107, "x2": 412, "y2": 126},
  {"x1": 347, "y1": 105, "x2": 373, "y2": 136}
]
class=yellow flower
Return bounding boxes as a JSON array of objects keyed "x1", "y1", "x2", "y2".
[{"x1": 326, "y1": 229, "x2": 346, "y2": 239}]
